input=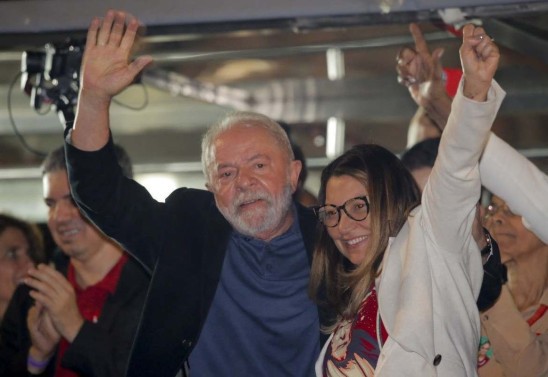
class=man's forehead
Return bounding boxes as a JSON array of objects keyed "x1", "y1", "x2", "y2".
[
  {"x1": 43, "y1": 170, "x2": 70, "y2": 193},
  {"x1": 215, "y1": 152, "x2": 271, "y2": 168},
  {"x1": 215, "y1": 127, "x2": 281, "y2": 153},
  {"x1": 43, "y1": 169, "x2": 68, "y2": 179}
]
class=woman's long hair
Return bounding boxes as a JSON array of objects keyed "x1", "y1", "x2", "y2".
[
  {"x1": 0, "y1": 213, "x2": 45, "y2": 265},
  {"x1": 309, "y1": 144, "x2": 421, "y2": 331}
]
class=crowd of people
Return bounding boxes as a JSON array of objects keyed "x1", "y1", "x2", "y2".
[
  {"x1": 396, "y1": 22, "x2": 548, "y2": 377},
  {"x1": 0, "y1": 145, "x2": 149, "y2": 377},
  {"x1": 0, "y1": 9, "x2": 546, "y2": 377}
]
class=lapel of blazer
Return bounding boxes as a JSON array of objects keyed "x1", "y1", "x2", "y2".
[
  {"x1": 99, "y1": 258, "x2": 148, "y2": 326},
  {"x1": 295, "y1": 202, "x2": 318, "y2": 265},
  {"x1": 200, "y1": 200, "x2": 232, "y2": 314},
  {"x1": 203, "y1": 200, "x2": 232, "y2": 278}
]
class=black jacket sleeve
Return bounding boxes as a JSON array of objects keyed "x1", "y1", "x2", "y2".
[{"x1": 65, "y1": 137, "x2": 162, "y2": 273}]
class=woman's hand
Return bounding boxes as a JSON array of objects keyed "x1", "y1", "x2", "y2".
[{"x1": 459, "y1": 24, "x2": 500, "y2": 101}]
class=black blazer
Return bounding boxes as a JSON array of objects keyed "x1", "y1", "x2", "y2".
[
  {"x1": 66, "y1": 138, "x2": 332, "y2": 377},
  {"x1": 0, "y1": 253, "x2": 149, "y2": 377}
]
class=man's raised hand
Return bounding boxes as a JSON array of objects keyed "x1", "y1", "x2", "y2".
[{"x1": 80, "y1": 10, "x2": 152, "y2": 104}]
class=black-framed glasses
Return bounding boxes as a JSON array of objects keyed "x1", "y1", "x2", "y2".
[{"x1": 314, "y1": 196, "x2": 370, "y2": 227}]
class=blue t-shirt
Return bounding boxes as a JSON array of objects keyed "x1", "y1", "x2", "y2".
[{"x1": 188, "y1": 210, "x2": 320, "y2": 375}]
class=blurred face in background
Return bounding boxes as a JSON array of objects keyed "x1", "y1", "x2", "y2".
[
  {"x1": 43, "y1": 170, "x2": 107, "y2": 262},
  {"x1": 483, "y1": 195, "x2": 545, "y2": 264},
  {"x1": 0, "y1": 226, "x2": 33, "y2": 317}
]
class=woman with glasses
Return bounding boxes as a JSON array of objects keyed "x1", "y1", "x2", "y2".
[
  {"x1": 478, "y1": 195, "x2": 548, "y2": 377},
  {"x1": 309, "y1": 24, "x2": 503, "y2": 377}
]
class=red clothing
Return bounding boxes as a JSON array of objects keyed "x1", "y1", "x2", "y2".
[
  {"x1": 443, "y1": 67, "x2": 463, "y2": 98},
  {"x1": 55, "y1": 254, "x2": 128, "y2": 377},
  {"x1": 322, "y1": 286, "x2": 388, "y2": 376},
  {"x1": 479, "y1": 286, "x2": 548, "y2": 377}
]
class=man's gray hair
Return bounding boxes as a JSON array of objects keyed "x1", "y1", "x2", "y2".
[
  {"x1": 42, "y1": 144, "x2": 134, "y2": 179},
  {"x1": 201, "y1": 111, "x2": 294, "y2": 183}
]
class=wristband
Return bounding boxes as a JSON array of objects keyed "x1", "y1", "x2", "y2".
[{"x1": 27, "y1": 354, "x2": 50, "y2": 369}]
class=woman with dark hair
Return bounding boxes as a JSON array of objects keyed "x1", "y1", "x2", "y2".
[
  {"x1": 0, "y1": 214, "x2": 45, "y2": 321},
  {"x1": 310, "y1": 24, "x2": 503, "y2": 376}
]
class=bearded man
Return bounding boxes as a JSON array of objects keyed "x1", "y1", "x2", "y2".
[{"x1": 64, "y1": 10, "x2": 331, "y2": 377}]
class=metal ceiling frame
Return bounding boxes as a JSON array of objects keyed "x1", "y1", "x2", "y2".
[{"x1": 0, "y1": 0, "x2": 546, "y2": 35}]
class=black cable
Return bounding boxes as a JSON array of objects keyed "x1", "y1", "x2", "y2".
[
  {"x1": 7, "y1": 72, "x2": 47, "y2": 158},
  {"x1": 8, "y1": 73, "x2": 148, "y2": 159}
]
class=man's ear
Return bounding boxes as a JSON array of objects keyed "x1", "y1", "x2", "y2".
[
  {"x1": 289, "y1": 159, "x2": 302, "y2": 193},
  {"x1": 205, "y1": 182, "x2": 214, "y2": 192}
]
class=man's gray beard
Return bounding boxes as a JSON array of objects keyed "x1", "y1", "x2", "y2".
[{"x1": 219, "y1": 184, "x2": 294, "y2": 238}]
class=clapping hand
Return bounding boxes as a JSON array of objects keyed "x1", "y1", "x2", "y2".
[
  {"x1": 27, "y1": 301, "x2": 61, "y2": 362},
  {"x1": 25, "y1": 264, "x2": 84, "y2": 343}
]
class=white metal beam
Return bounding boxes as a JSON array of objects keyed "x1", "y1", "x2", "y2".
[{"x1": 0, "y1": 0, "x2": 544, "y2": 34}]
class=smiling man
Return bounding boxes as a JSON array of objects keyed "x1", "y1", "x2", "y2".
[
  {"x1": 0, "y1": 145, "x2": 148, "y2": 377},
  {"x1": 64, "y1": 10, "x2": 331, "y2": 376},
  {"x1": 202, "y1": 117, "x2": 299, "y2": 241}
]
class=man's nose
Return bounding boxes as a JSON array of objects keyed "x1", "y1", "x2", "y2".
[
  {"x1": 52, "y1": 201, "x2": 75, "y2": 221},
  {"x1": 235, "y1": 169, "x2": 257, "y2": 188}
]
